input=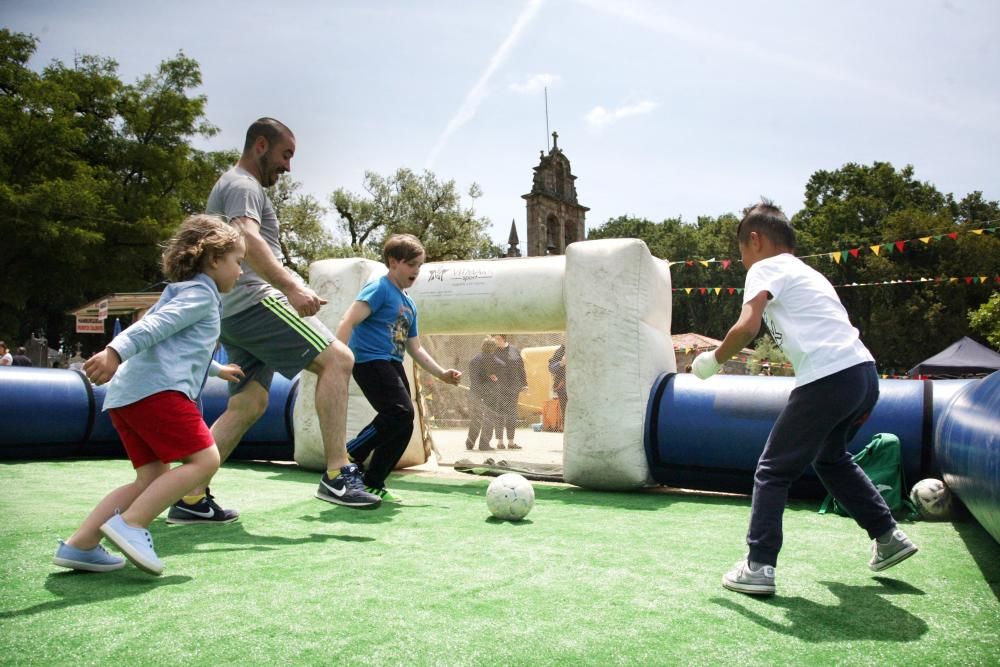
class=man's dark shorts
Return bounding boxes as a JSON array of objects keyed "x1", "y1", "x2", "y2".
[{"x1": 220, "y1": 294, "x2": 333, "y2": 394}]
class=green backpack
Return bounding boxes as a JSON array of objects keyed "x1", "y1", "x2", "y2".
[{"x1": 819, "y1": 433, "x2": 918, "y2": 519}]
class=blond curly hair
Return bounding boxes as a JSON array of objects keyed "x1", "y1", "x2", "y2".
[{"x1": 161, "y1": 214, "x2": 243, "y2": 283}]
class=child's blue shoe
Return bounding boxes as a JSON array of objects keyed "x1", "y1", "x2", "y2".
[
  {"x1": 53, "y1": 540, "x2": 126, "y2": 572},
  {"x1": 100, "y1": 512, "x2": 164, "y2": 575}
]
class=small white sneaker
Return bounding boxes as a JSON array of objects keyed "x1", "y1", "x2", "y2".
[
  {"x1": 100, "y1": 512, "x2": 164, "y2": 575},
  {"x1": 722, "y1": 559, "x2": 776, "y2": 595}
]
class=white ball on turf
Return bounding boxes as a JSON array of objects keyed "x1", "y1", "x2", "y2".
[
  {"x1": 487, "y1": 473, "x2": 535, "y2": 521},
  {"x1": 910, "y1": 478, "x2": 954, "y2": 520}
]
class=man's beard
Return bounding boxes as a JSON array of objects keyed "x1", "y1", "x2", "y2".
[{"x1": 258, "y1": 153, "x2": 281, "y2": 186}]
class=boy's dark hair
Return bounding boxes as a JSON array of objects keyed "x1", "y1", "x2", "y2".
[
  {"x1": 383, "y1": 233, "x2": 425, "y2": 265},
  {"x1": 243, "y1": 117, "x2": 293, "y2": 154},
  {"x1": 737, "y1": 198, "x2": 796, "y2": 250}
]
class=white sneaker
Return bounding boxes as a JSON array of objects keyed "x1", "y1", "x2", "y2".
[
  {"x1": 869, "y1": 529, "x2": 918, "y2": 572},
  {"x1": 100, "y1": 512, "x2": 164, "y2": 575},
  {"x1": 722, "y1": 559, "x2": 776, "y2": 595}
]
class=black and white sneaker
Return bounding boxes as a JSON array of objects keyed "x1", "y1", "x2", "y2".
[
  {"x1": 166, "y1": 488, "x2": 240, "y2": 525},
  {"x1": 315, "y1": 464, "x2": 381, "y2": 508}
]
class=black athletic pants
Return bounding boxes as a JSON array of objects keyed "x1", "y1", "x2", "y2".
[
  {"x1": 345, "y1": 360, "x2": 414, "y2": 489},
  {"x1": 746, "y1": 362, "x2": 896, "y2": 567}
]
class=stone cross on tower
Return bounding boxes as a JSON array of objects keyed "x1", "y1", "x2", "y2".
[{"x1": 521, "y1": 132, "x2": 588, "y2": 256}]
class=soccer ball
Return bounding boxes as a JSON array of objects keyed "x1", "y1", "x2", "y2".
[
  {"x1": 486, "y1": 473, "x2": 535, "y2": 521},
  {"x1": 910, "y1": 478, "x2": 954, "y2": 520}
]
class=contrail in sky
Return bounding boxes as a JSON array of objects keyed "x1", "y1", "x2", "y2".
[{"x1": 425, "y1": 0, "x2": 544, "y2": 168}]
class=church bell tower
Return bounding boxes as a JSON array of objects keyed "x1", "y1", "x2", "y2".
[{"x1": 522, "y1": 132, "x2": 588, "y2": 256}]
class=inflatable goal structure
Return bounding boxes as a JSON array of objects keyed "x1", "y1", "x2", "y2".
[{"x1": 294, "y1": 239, "x2": 675, "y2": 491}]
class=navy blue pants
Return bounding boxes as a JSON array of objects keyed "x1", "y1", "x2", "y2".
[
  {"x1": 747, "y1": 362, "x2": 895, "y2": 567},
  {"x1": 346, "y1": 360, "x2": 414, "y2": 489}
]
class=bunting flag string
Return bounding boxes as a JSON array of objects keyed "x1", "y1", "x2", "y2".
[
  {"x1": 671, "y1": 275, "x2": 1000, "y2": 295},
  {"x1": 666, "y1": 225, "x2": 998, "y2": 268}
]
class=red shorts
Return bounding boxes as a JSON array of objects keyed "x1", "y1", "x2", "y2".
[{"x1": 109, "y1": 391, "x2": 215, "y2": 468}]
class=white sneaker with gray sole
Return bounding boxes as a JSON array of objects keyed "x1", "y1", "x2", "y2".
[{"x1": 722, "y1": 559, "x2": 776, "y2": 595}]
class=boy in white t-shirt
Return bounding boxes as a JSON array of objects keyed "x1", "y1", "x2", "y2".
[{"x1": 691, "y1": 200, "x2": 918, "y2": 596}]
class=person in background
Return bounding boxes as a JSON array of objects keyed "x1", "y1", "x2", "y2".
[
  {"x1": 548, "y1": 344, "x2": 567, "y2": 432},
  {"x1": 0, "y1": 341, "x2": 11, "y2": 366},
  {"x1": 12, "y1": 347, "x2": 32, "y2": 366},
  {"x1": 491, "y1": 333, "x2": 526, "y2": 450},
  {"x1": 466, "y1": 337, "x2": 500, "y2": 451}
]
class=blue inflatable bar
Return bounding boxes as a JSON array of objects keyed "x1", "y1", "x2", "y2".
[
  {"x1": 0, "y1": 367, "x2": 296, "y2": 461},
  {"x1": 644, "y1": 373, "x2": 974, "y2": 498},
  {"x1": 936, "y1": 371, "x2": 1000, "y2": 544}
]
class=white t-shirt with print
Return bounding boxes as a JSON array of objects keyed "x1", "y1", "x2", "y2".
[{"x1": 743, "y1": 253, "x2": 874, "y2": 387}]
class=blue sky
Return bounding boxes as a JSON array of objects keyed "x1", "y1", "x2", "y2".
[{"x1": 4, "y1": 0, "x2": 999, "y2": 247}]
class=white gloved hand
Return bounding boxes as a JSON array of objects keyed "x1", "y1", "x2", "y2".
[{"x1": 691, "y1": 350, "x2": 721, "y2": 380}]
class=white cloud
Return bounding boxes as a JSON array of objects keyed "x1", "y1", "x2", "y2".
[
  {"x1": 585, "y1": 100, "x2": 658, "y2": 129},
  {"x1": 426, "y1": 0, "x2": 545, "y2": 168},
  {"x1": 509, "y1": 73, "x2": 559, "y2": 95}
]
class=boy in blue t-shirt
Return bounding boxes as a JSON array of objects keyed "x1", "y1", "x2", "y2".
[
  {"x1": 335, "y1": 234, "x2": 461, "y2": 502},
  {"x1": 692, "y1": 200, "x2": 918, "y2": 596}
]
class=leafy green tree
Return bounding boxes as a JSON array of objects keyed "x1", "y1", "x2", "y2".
[
  {"x1": 588, "y1": 214, "x2": 744, "y2": 339},
  {"x1": 969, "y1": 292, "x2": 1000, "y2": 349},
  {"x1": 748, "y1": 333, "x2": 792, "y2": 376},
  {"x1": 267, "y1": 175, "x2": 341, "y2": 280},
  {"x1": 330, "y1": 168, "x2": 497, "y2": 261},
  {"x1": 793, "y1": 162, "x2": 998, "y2": 371},
  {"x1": 0, "y1": 30, "x2": 230, "y2": 352}
]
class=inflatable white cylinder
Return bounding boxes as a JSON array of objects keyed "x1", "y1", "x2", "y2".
[
  {"x1": 563, "y1": 239, "x2": 675, "y2": 489},
  {"x1": 407, "y1": 256, "x2": 565, "y2": 334}
]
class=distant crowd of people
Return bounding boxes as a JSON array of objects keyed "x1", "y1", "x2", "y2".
[{"x1": 0, "y1": 341, "x2": 33, "y2": 367}]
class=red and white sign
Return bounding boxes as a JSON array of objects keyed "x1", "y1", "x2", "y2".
[
  {"x1": 76, "y1": 316, "x2": 104, "y2": 334},
  {"x1": 97, "y1": 299, "x2": 109, "y2": 321}
]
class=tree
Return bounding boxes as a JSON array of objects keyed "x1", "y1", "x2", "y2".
[
  {"x1": 330, "y1": 168, "x2": 496, "y2": 261},
  {"x1": 748, "y1": 333, "x2": 791, "y2": 376},
  {"x1": 793, "y1": 162, "x2": 999, "y2": 370},
  {"x1": 0, "y1": 30, "x2": 231, "y2": 352},
  {"x1": 588, "y1": 214, "x2": 744, "y2": 339},
  {"x1": 969, "y1": 292, "x2": 1000, "y2": 349},
  {"x1": 268, "y1": 174, "x2": 341, "y2": 279}
]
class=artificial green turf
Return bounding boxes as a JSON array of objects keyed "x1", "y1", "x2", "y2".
[{"x1": 1, "y1": 460, "x2": 998, "y2": 666}]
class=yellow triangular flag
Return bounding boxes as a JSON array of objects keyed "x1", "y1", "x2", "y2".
[
  {"x1": 870, "y1": 244, "x2": 881, "y2": 256},
  {"x1": 919, "y1": 236, "x2": 931, "y2": 244},
  {"x1": 831, "y1": 252, "x2": 841, "y2": 264}
]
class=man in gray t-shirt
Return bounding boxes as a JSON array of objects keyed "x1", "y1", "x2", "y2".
[{"x1": 170, "y1": 118, "x2": 379, "y2": 524}]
